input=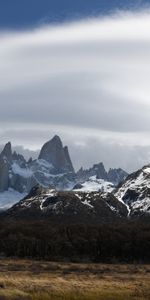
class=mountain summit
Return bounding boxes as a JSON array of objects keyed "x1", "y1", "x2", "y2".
[
  {"x1": 0, "y1": 142, "x2": 12, "y2": 163},
  {"x1": 39, "y1": 135, "x2": 74, "y2": 174},
  {"x1": 0, "y1": 135, "x2": 128, "y2": 210}
]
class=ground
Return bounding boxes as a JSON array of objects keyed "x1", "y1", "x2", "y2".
[{"x1": 0, "y1": 260, "x2": 150, "y2": 300}]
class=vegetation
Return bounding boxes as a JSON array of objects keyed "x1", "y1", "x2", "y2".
[
  {"x1": 0, "y1": 260, "x2": 150, "y2": 300},
  {"x1": 0, "y1": 220, "x2": 150, "y2": 262}
]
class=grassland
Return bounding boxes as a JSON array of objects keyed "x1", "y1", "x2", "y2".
[{"x1": 0, "y1": 260, "x2": 150, "y2": 300}]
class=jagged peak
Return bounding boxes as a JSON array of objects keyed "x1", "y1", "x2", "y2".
[
  {"x1": 38, "y1": 135, "x2": 74, "y2": 174},
  {"x1": 0, "y1": 141, "x2": 12, "y2": 162},
  {"x1": 50, "y1": 135, "x2": 62, "y2": 145}
]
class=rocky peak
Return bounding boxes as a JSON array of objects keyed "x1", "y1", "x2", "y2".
[
  {"x1": 63, "y1": 146, "x2": 74, "y2": 173},
  {"x1": 108, "y1": 168, "x2": 128, "y2": 185},
  {"x1": 0, "y1": 142, "x2": 12, "y2": 163},
  {"x1": 38, "y1": 135, "x2": 74, "y2": 174},
  {"x1": 51, "y1": 135, "x2": 62, "y2": 145},
  {"x1": 93, "y1": 162, "x2": 108, "y2": 180},
  {"x1": 12, "y1": 151, "x2": 26, "y2": 167},
  {"x1": 6, "y1": 185, "x2": 128, "y2": 222},
  {"x1": 76, "y1": 163, "x2": 127, "y2": 186}
]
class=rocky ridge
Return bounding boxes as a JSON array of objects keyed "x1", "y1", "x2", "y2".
[
  {"x1": 114, "y1": 164, "x2": 150, "y2": 217},
  {"x1": 5, "y1": 185, "x2": 128, "y2": 223},
  {"x1": 0, "y1": 135, "x2": 128, "y2": 210}
]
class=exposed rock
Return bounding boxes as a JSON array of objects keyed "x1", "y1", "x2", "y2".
[
  {"x1": 0, "y1": 136, "x2": 128, "y2": 211},
  {"x1": 108, "y1": 168, "x2": 127, "y2": 185},
  {"x1": 0, "y1": 158, "x2": 9, "y2": 192},
  {"x1": 76, "y1": 163, "x2": 127, "y2": 186},
  {"x1": 6, "y1": 185, "x2": 128, "y2": 223},
  {"x1": 0, "y1": 142, "x2": 12, "y2": 163},
  {"x1": 73, "y1": 183, "x2": 83, "y2": 190},
  {"x1": 38, "y1": 135, "x2": 74, "y2": 174},
  {"x1": 114, "y1": 165, "x2": 150, "y2": 217},
  {"x1": 63, "y1": 146, "x2": 74, "y2": 173},
  {"x1": 12, "y1": 151, "x2": 26, "y2": 168}
]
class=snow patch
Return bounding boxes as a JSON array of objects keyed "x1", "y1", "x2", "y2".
[
  {"x1": 74, "y1": 176, "x2": 114, "y2": 193},
  {"x1": 81, "y1": 199, "x2": 93, "y2": 208},
  {"x1": 12, "y1": 162, "x2": 32, "y2": 178}
]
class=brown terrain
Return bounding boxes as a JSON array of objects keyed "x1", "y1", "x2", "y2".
[{"x1": 0, "y1": 260, "x2": 150, "y2": 300}]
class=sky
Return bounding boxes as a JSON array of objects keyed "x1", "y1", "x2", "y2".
[{"x1": 1, "y1": 1, "x2": 150, "y2": 172}]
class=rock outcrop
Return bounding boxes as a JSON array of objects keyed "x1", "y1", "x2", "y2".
[
  {"x1": 108, "y1": 168, "x2": 127, "y2": 185},
  {"x1": 38, "y1": 135, "x2": 74, "y2": 174},
  {"x1": 0, "y1": 142, "x2": 12, "y2": 192},
  {"x1": 114, "y1": 165, "x2": 150, "y2": 217},
  {"x1": 0, "y1": 136, "x2": 76, "y2": 196},
  {"x1": 0, "y1": 142, "x2": 12, "y2": 163},
  {"x1": 0, "y1": 157, "x2": 9, "y2": 192},
  {"x1": 76, "y1": 163, "x2": 127, "y2": 185}
]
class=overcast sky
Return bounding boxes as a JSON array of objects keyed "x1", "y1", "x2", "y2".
[{"x1": 1, "y1": 9, "x2": 150, "y2": 172}]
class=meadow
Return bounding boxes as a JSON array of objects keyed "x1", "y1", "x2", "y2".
[{"x1": 0, "y1": 260, "x2": 150, "y2": 300}]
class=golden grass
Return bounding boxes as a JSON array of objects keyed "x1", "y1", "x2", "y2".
[{"x1": 0, "y1": 260, "x2": 150, "y2": 300}]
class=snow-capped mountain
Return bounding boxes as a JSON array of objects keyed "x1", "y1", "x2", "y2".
[
  {"x1": 76, "y1": 163, "x2": 127, "y2": 185},
  {"x1": 73, "y1": 176, "x2": 114, "y2": 193},
  {"x1": 0, "y1": 136, "x2": 76, "y2": 193},
  {"x1": 5, "y1": 185, "x2": 128, "y2": 223},
  {"x1": 114, "y1": 165, "x2": 150, "y2": 217},
  {"x1": 0, "y1": 135, "x2": 127, "y2": 210}
]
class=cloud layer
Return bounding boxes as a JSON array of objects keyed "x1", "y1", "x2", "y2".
[{"x1": 1, "y1": 10, "x2": 150, "y2": 171}]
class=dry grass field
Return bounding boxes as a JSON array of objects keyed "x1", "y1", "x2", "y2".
[{"x1": 0, "y1": 260, "x2": 150, "y2": 300}]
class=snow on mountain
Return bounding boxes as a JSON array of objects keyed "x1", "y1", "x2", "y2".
[
  {"x1": 114, "y1": 165, "x2": 150, "y2": 216},
  {"x1": 5, "y1": 185, "x2": 128, "y2": 223},
  {"x1": 12, "y1": 162, "x2": 33, "y2": 178},
  {"x1": 0, "y1": 136, "x2": 128, "y2": 211},
  {"x1": 73, "y1": 176, "x2": 114, "y2": 193},
  {"x1": 77, "y1": 163, "x2": 128, "y2": 186}
]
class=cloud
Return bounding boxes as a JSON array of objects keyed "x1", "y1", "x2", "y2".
[{"x1": 0, "y1": 10, "x2": 150, "y2": 171}]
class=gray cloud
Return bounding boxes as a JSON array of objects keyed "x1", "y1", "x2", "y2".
[{"x1": 0, "y1": 11, "x2": 150, "y2": 172}]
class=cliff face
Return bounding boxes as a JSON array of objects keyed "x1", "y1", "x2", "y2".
[
  {"x1": 0, "y1": 142, "x2": 12, "y2": 192},
  {"x1": 0, "y1": 136, "x2": 75, "y2": 195},
  {"x1": 38, "y1": 135, "x2": 74, "y2": 174}
]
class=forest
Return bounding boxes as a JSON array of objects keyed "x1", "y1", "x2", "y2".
[{"x1": 0, "y1": 219, "x2": 150, "y2": 263}]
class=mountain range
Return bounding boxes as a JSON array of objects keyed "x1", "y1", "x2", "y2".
[
  {"x1": 0, "y1": 135, "x2": 150, "y2": 223},
  {"x1": 0, "y1": 135, "x2": 127, "y2": 209}
]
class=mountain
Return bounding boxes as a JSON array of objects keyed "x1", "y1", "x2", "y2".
[
  {"x1": 38, "y1": 135, "x2": 74, "y2": 174},
  {"x1": 73, "y1": 175, "x2": 114, "y2": 193},
  {"x1": 76, "y1": 163, "x2": 127, "y2": 186},
  {"x1": 114, "y1": 164, "x2": 150, "y2": 217},
  {"x1": 1, "y1": 140, "x2": 150, "y2": 220},
  {"x1": 5, "y1": 185, "x2": 128, "y2": 223},
  {"x1": 0, "y1": 136, "x2": 75, "y2": 194},
  {"x1": 5, "y1": 161, "x2": 150, "y2": 222},
  {"x1": 0, "y1": 136, "x2": 128, "y2": 210}
]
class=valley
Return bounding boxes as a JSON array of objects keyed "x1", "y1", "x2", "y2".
[{"x1": 0, "y1": 260, "x2": 150, "y2": 300}]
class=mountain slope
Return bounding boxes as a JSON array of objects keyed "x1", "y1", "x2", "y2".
[
  {"x1": 76, "y1": 163, "x2": 127, "y2": 185},
  {"x1": 5, "y1": 185, "x2": 128, "y2": 223},
  {"x1": 114, "y1": 165, "x2": 150, "y2": 217},
  {"x1": 73, "y1": 176, "x2": 114, "y2": 193},
  {"x1": 0, "y1": 136, "x2": 127, "y2": 210}
]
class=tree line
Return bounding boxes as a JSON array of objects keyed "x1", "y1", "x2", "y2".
[{"x1": 0, "y1": 219, "x2": 150, "y2": 262}]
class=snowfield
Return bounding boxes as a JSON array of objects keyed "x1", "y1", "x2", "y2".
[{"x1": 74, "y1": 176, "x2": 114, "y2": 193}]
